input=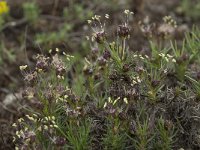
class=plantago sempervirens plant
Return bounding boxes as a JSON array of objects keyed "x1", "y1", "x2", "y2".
[{"x1": 13, "y1": 10, "x2": 200, "y2": 149}]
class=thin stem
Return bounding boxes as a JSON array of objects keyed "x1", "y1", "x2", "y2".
[{"x1": 121, "y1": 38, "x2": 126, "y2": 61}]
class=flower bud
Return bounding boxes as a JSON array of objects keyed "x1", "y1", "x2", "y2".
[
  {"x1": 117, "y1": 25, "x2": 130, "y2": 38},
  {"x1": 97, "y1": 56, "x2": 107, "y2": 66},
  {"x1": 176, "y1": 53, "x2": 189, "y2": 64},
  {"x1": 103, "y1": 50, "x2": 111, "y2": 60},
  {"x1": 151, "y1": 80, "x2": 160, "y2": 88},
  {"x1": 35, "y1": 55, "x2": 49, "y2": 71},
  {"x1": 95, "y1": 31, "x2": 106, "y2": 44},
  {"x1": 123, "y1": 64, "x2": 130, "y2": 72},
  {"x1": 83, "y1": 67, "x2": 93, "y2": 76},
  {"x1": 55, "y1": 137, "x2": 66, "y2": 146}
]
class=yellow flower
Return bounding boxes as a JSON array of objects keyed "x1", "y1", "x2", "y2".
[{"x1": 0, "y1": 1, "x2": 9, "y2": 15}]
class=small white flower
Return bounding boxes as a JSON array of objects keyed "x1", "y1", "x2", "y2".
[
  {"x1": 56, "y1": 48, "x2": 59, "y2": 52},
  {"x1": 167, "y1": 54, "x2": 173, "y2": 58},
  {"x1": 92, "y1": 15, "x2": 101, "y2": 21},
  {"x1": 85, "y1": 57, "x2": 91, "y2": 65},
  {"x1": 87, "y1": 20, "x2": 92, "y2": 24},
  {"x1": 145, "y1": 55, "x2": 149, "y2": 59},
  {"x1": 36, "y1": 68, "x2": 42, "y2": 72},
  {"x1": 123, "y1": 97, "x2": 128, "y2": 104},
  {"x1": 16, "y1": 131, "x2": 20, "y2": 138},
  {"x1": 132, "y1": 80, "x2": 137, "y2": 86},
  {"x1": 137, "y1": 76, "x2": 141, "y2": 83},
  {"x1": 108, "y1": 97, "x2": 112, "y2": 103},
  {"x1": 26, "y1": 115, "x2": 35, "y2": 121},
  {"x1": 105, "y1": 14, "x2": 109, "y2": 19},
  {"x1": 113, "y1": 99, "x2": 118, "y2": 105},
  {"x1": 103, "y1": 102, "x2": 107, "y2": 108},
  {"x1": 18, "y1": 118, "x2": 24, "y2": 123},
  {"x1": 85, "y1": 36, "x2": 90, "y2": 40},
  {"x1": 159, "y1": 53, "x2": 165, "y2": 57},
  {"x1": 64, "y1": 95, "x2": 68, "y2": 99},
  {"x1": 44, "y1": 125, "x2": 48, "y2": 130},
  {"x1": 66, "y1": 57, "x2": 70, "y2": 61},
  {"x1": 52, "y1": 116, "x2": 55, "y2": 120},
  {"x1": 57, "y1": 75, "x2": 64, "y2": 80},
  {"x1": 12, "y1": 123, "x2": 17, "y2": 127},
  {"x1": 164, "y1": 69, "x2": 168, "y2": 74},
  {"x1": 15, "y1": 146, "x2": 19, "y2": 150},
  {"x1": 124, "y1": 9, "x2": 130, "y2": 14},
  {"x1": 48, "y1": 116, "x2": 51, "y2": 120},
  {"x1": 54, "y1": 125, "x2": 59, "y2": 128},
  {"x1": 19, "y1": 65, "x2": 28, "y2": 71},
  {"x1": 140, "y1": 56, "x2": 144, "y2": 60},
  {"x1": 113, "y1": 97, "x2": 120, "y2": 105},
  {"x1": 172, "y1": 58, "x2": 176, "y2": 63},
  {"x1": 124, "y1": 10, "x2": 134, "y2": 15},
  {"x1": 165, "y1": 57, "x2": 169, "y2": 62}
]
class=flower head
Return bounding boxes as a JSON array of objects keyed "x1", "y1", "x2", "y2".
[{"x1": 0, "y1": 1, "x2": 9, "y2": 15}]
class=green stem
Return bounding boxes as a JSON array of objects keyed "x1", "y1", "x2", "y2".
[{"x1": 121, "y1": 38, "x2": 126, "y2": 61}]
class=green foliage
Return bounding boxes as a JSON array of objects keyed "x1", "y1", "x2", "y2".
[
  {"x1": 103, "y1": 121, "x2": 126, "y2": 150},
  {"x1": 170, "y1": 26, "x2": 200, "y2": 81},
  {"x1": 66, "y1": 120, "x2": 91, "y2": 150},
  {"x1": 133, "y1": 119, "x2": 151, "y2": 150},
  {"x1": 0, "y1": 41, "x2": 15, "y2": 66},
  {"x1": 63, "y1": 3, "x2": 93, "y2": 22},
  {"x1": 23, "y1": 1, "x2": 40, "y2": 23},
  {"x1": 153, "y1": 118, "x2": 176, "y2": 150},
  {"x1": 12, "y1": 11, "x2": 200, "y2": 150},
  {"x1": 35, "y1": 24, "x2": 73, "y2": 46},
  {"x1": 179, "y1": 0, "x2": 200, "y2": 20},
  {"x1": 0, "y1": 16, "x2": 5, "y2": 29}
]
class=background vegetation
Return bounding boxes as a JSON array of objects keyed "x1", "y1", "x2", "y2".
[{"x1": 0, "y1": 0, "x2": 200, "y2": 149}]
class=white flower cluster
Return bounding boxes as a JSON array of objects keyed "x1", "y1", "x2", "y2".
[
  {"x1": 38, "y1": 115, "x2": 58, "y2": 130},
  {"x1": 158, "y1": 53, "x2": 176, "y2": 63},
  {"x1": 87, "y1": 15, "x2": 101, "y2": 24},
  {"x1": 131, "y1": 76, "x2": 142, "y2": 85},
  {"x1": 63, "y1": 52, "x2": 74, "y2": 61},
  {"x1": 103, "y1": 97, "x2": 128, "y2": 108},
  {"x1": 133, "y1": 54, "x2": 149, "y2": 60},
  {"x1": 13, "y1": 114, "x2": 59, "y2": 150},
  {"x1": 124, "y1": 9, "x2": 134, "y2": 15},
  {"x1": 163, "y1": 16, "x2": 177, "y2": 28}
]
